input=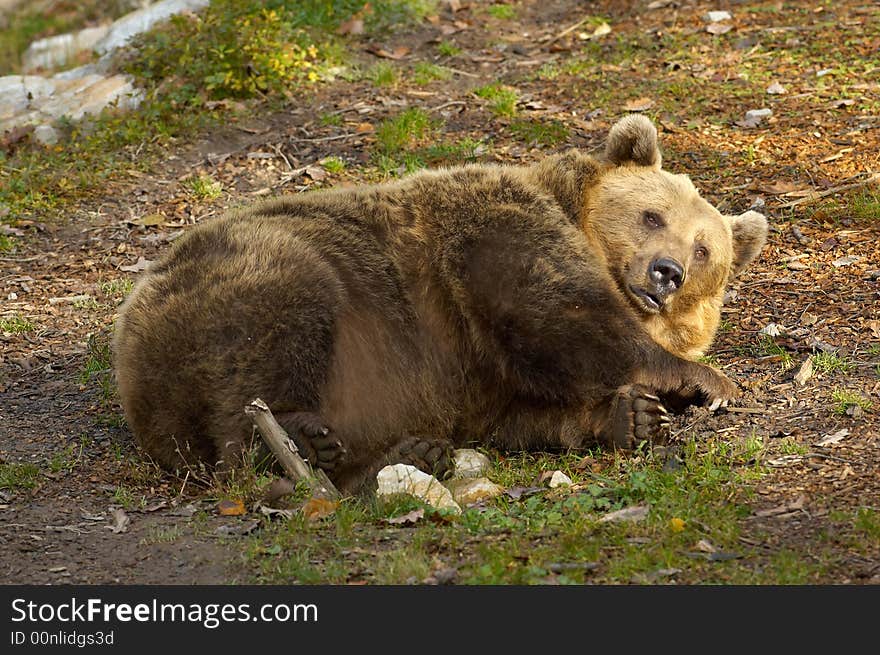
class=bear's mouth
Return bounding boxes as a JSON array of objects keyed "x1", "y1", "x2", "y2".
[{"x1": 627, "y1": 285, "x2": 664, "y2": 314}]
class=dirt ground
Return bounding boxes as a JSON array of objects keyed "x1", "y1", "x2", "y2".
[{"x1": 1, "y1": 0, "x2": 878, "y2": 584}]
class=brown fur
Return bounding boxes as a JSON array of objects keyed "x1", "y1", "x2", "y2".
[{"x1": 113, "y1": 115, "x2": 767, "y2": 494}]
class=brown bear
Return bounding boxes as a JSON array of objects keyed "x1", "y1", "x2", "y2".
[{"x1": 113, "y1": 114, "x2": 767, "y2": 494}]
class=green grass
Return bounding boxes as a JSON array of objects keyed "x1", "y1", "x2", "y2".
[
  {"x1": 365, "y1": 62, "x2": 398, "y2": 87},
  {"x1": 831, "y1": 389, "x2": 872, "y2": 415},
  {"x1": 100, "y1": 278, "x2": 134, "y2": 300},
  {"x1": 375, "y1": 108, "x2": 435, "y2": 156},
  {"x1": 245, "y1": 435, "x2": 772, "y2": 584},
  {"x1": 436, "y1": 41, "x2": 462, "y2": 57},
  {"x1": 854, "y1": 508, "x2": 880, "y2": 541},
  {"x1": 47, "y1": 443, "x2": 84, "y2": 475},
  {"x1": 487, "y1": 4, "x2": 517, "y2": 20},
  {"x1": 0, "y1": 235, "x2": 16, "y2": 252},
  {"x1": 0, "y1": 462, "x2": 40, "y2": 491},
  {"x1": 848, "y1": 189, "x2": 880, "y2": 222},
  {"x1": 755, "y1": 336, "x2": 794, "y2": 371},
  {"x1": 0, "y1": 315, "x2": 35, "y2": 333},
  {"x1": 319, "y1": 112, "x2": 343, "y2": 127},
  {"x1": 184, "y1": 174, "x2": 223, "y2": 201},
  {"x1": 412, "y1": 62, "x2": 452, "y2": 85},
  {"x1": 509, "y1": 119, "x2": 569, "y2": 146},
  {"x1": 420, "y1": 137, "x2": 487, "y2": 165},
  {"x1": 474, "y1": 83, "x2": 519, "y2": 117},
  {"x1": 812, "y1": 352, "x2": 854, "y2": 374},
  {"x1": 321, "y1": 156, "x2": 347, "y2": 173}
]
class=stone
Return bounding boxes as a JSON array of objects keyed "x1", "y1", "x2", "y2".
[
  {"x1": 93, "y1": 0, "x2": 211, "y2": 54},
  {"x1": 33, "y1": 124, "x2": 59, "y2": 145},
  {"x1": 376, "y1": 464, "x2": 461, "y2": 513},
  {"x1": 452, "y1": 448, "x2": 491, "y2": 478},
  {"x1": 445, "y1": 477, "x2": 504, "y2": 506},
  {"x1": 704, "y1": 10, "x2": 732, "y2": 22},
  {"x1": 548, "y1": 470, "x2": 573, "y2": 488},
  {"x1": 21, "y1": 26, "x2": 110, "y2": 73},
  {"x1": 0, "y1": 76, "x2": 56, "y2": 121}
]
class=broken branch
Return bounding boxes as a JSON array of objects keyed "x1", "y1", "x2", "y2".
[{"x1": 245, "y1": 398, "x2": 341, "y2": 500}]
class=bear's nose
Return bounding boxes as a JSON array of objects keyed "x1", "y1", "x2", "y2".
[{"x1": 649, "y1": 257, "x2": 685, "y2": 291}]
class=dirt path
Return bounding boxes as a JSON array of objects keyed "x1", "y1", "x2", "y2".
[{"x1": 1, "y1": 0, "x2": 878, "y2": 584}]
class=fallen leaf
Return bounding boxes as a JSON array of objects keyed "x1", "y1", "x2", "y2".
[
  {"x1": 304, "y1": 165, "x2": 327, "y2": 181},
  {"x1": 669, "y1": 517, "x2": 686, "y2": 532},
  {"x1": 758, "y1": 180, "x2": 806, "y2": 195},
  {"x1": 303, "y1": 497, "x2": 338, "y2": 521},
  {"x1": 355, "y1": 122, "x2": 374, "y2": 133},
  {"x1": 759, "y1": 322, "x2": 785, "y2": 337},
  {"x1": 694, "y1": 538, "x2": 716, "y2": 553},
  {"x1": 218, "y1": 499, "x2": 246, "y2": 516},
  {"x1": 831, "y1": 255, "x2": 860, "y2": 268},
  {"x1": 598, "y1": 504, "x2": 649, "y2": 524},
  {"x1": 622, "y1": 97, "x2": 655, "y2": 112},
  {"x1": 107, "y1": 508, "x2": 130, "y2": 534},
  {"x1": 504, "y1": 486, "x2": 544, "y2": 500},
  {"x1": 337, "y1": 18, "x2": 364, "y2": 35},
  {"x1": 736, "y1": 108, "x2": 772, "y2": 128},
  {"x1": 119, "y1": 256, "x2": 153, "y2": 273},
  {"x1": 794, "y1": 357, "x2": 813, "y2": 386},
  {"x1": 366, "y1": 45, "x2": 410, "y2": 60},
  {"x1": 867, "y1": 320, "x2": 880, "y2": 340},
  {"x1": 130, "y1": 213, "x2": 165, "y2": 227},
  {"x1": 385, "y1": 508, "x2": 425, "y2": 525},
  {"x1": 706, "y1": 23, "x2": 732, "y2": 35},
  {"x1": 814, "y1": 429, "x2": 849, "y2": 447},
  {"x1": 766, "y1": 82, "x2": 787, "y2": 94}
]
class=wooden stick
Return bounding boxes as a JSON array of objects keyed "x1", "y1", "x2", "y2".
[
  {"x1": 245, "y1": 398, "x2": 341, "y2": 500},
  {"x1": 776, "y1": 172, "x2": 880, "y2": 209}
]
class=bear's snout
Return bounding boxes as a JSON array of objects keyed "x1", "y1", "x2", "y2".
[{"x1": 648, "y1": 257, "x2": 685, "y2": 295}]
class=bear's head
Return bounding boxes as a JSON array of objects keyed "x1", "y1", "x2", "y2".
[{"x1": 582, "y1": 115, "x2": 768, "y2": 359}]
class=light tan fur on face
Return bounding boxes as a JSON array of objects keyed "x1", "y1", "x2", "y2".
[{"x1": 579, "y1": 116, "x2": 768, "y2": 359}]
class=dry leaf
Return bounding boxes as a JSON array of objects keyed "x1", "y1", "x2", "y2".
[
  {"x1": 815, "y1": 429, "x2": 850, "y2": 447},
  {"x1": 706, "y1": 23, "x2": 732, "y2": 35},
  {"x1": 355, "y1": 122, "x2": 375, "y2": 133},
  {"x1": 304, "y1": 165, "x2": 327, "y2": 181},
  {"x1": 303, "y1": 497, "x2": 338, "y2": 521},
  {"x1": 867, "y1": 320, "x2": 880, "y2": 340},
  {"x1": 218, "y1": 499, "x2": 246, "y2": 516},
  {"x1": 107, "y1": 508, "x2": 130, "y2": 534},
  {"x1": 366, "y1": 45, "x2": 410, "y2": 60},
  {"x1": 766, "y1": 82, "x2": 787, "y2": 94},
  {"x1": 131, "y1": 213, "x2": 165, "y2": 227},
  {"x1": 794, "y1": 357, "x2": 813, "y2": 386},
  {"x1": 694, "y1": 539, "x2": 716, "y2": 553},
  {"x1": 385, "y1": 508, "x2": 425, "y2": 525},
  {"x1": 598, "y1": 504, "x2": 649, "y2": 524},
  {"x1": 622, "y1": 97, "x2": 655, "y2": 112},
  {"x1": 119, "y1": 256, "x2": 153, "y2": 273},
  {"x1": 337, "y1": 18, "x2": 364, "y2": 35}
]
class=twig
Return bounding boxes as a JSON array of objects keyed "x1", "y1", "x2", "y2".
[
  {"x1": 545, "y1": 16, "x2": 592, "y2": 46},
  {"x1": 245, "y1": 398, "x2": 341, "y2": 500},
  {"x1": 443, "y1": 66, "x2": 480, "y2": 79},
  {"x1": 429, "y1": 100, "x2": 466, "y2": 112},
  {"x1": 289, "y1": 133, "x2": 358, "y2": 143},
  {"x1": 0, "y1": 256, "x2": 41, "y2": 262},
  {"x1": 776, "y1": 172, "x2": 880, "y2": 209}
]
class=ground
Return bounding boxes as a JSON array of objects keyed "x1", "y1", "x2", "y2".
[{"x1": 1, "y1": 0, "x2": 878, "y2": 584}]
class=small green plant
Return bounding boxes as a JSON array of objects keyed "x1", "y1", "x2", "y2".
[
  {"x1": 141, "y1": 525, "x2": 184, "y2": 545},
  {"x1": 0, "y1": 315, "x2": 35, "y2": 333},
  {"x1": 813, "y1": 352, "x2": 854, "y2": 374},
  {"x1": 474, "y1": 83, "x2": 518, "y2": 117},
  {"x1": 319, "y1": 112, "x2": 343, "y2": 127},
  {"x1": 0, "y1": 462, "x2": 40, "y2": 491},
  {"x1": 366, "y1": 62, "x2": 398, "y2": 87},
  {"x1": 755, "y1": 336, "x2": 793, "y2": 371},
  {"x1": 412, "y1": 62, "x2": 452, "y2": 85},
  {"x1": 487, "y1": 4, "x2": 517, "y2": 20},
  {"x1": 47, "y1": 443, "x2": 83, "y2": 474},
  {"x1": 436, "y1": 40, "x2": 461, "y2": 57},
  {"x1": 420, "y1": 137, "x2": 487, "y2": 164},
  {"x1": 375, "y1": 108, "x2": 435, "y2": 155},
  {"x1": 185, "y1": 174, "x2": 223, "y2": 201},
  {"x1": 853, "y1": 507, "x2": 880, "y2": 540},
  {"x1": 101, "y1": 278, "x2": 134, "y2": 299},
  {"x1": 321, "y1": 156, "x2": 346, "y2": 174},
  {"x1": 509, "y1": 119, "x2": 569, "y2": 146},
  {"x1": 112, "y1": 484, "x2": 145, "y2": 510},
  {"x1": 0, "y1": 235, "x2": 15, "y2": 252},
  {"x1": 848, "y1": 189, "x2": 880, "y2": 222},
  {"x1": 831, "y1": 389, "x2": 872, "y2": 415},
  {"x1": 778, "y1": 438, "x2": 809, "y2": 456}
]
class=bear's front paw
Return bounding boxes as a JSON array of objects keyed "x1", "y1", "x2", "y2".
[
  {"x1": 693, "y1": 367, "x2": 739, "y2": 410},
  {"x1": 603, "y1": 384, "x2": 672, "y2": 450},
  {"x1": 396, "y1": 437, "x2": 455, "y2": 480}
]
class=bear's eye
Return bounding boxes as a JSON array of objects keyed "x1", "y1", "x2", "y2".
[
  {"x1": 642, "y1": 211, "x2": 665, "y2": 229},
  {"x1": 694, "y1": 246, "x2": 709, "y2": 261}
]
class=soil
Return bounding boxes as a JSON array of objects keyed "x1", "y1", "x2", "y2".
[{"x1": 1, "y1": 0, "x2": 878, "y2": 584}]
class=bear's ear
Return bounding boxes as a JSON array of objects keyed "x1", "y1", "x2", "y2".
[
  {"x1": 728, "y1": 210, "x2": 768, "y2": 278},
  {"x1": 605, "y1": 114, "x2": 662, "y2": 169}
]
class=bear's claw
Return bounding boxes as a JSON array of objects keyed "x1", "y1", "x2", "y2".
[
  {"x1": 606, "y1": 384, "x2": 671, "y2": 449},
  {"x1": 275, "y1": 411, "x2": 346, "y2": 472},
  {"x1": 396, "y1": 437, "x2": 454, "y2": 480}
]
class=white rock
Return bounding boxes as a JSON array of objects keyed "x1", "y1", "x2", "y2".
[
  {"x1": 22, "y1": 26, "x2": 109, "y2": 73},
  {"x1": 705, "y1": 10, "x2": 732, "y2": 22},
  {"x1": 0, "y1": 76, "x2": 57, "y2": 120},
  {"x1": 745, "y1": 108, "x2": 773, "y2": 121},
  {"x1": 445, "y1": 478, "x2": 504, "y2": 506},
  {"x1": 93, "y1": 0, "x2": 211, "y2": 54},
  {"x1": 452, "y1": 448, "x2": 491, "y2": 478},
  {"x1": 39, "y1": 74, "x2": 143, "y2": 121},
  {"x1": 766, "y1": 82, "x2": 787, "y2": 95},
  {"x1": 548, "y1": 470, "x2": 573, "y2": 488},
  {"x1": 33, "y1": 124, "x2": 59, "y2": 145},
  {"x1": 376, "y1": 464, "x2": 461, "y2": 513}
]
